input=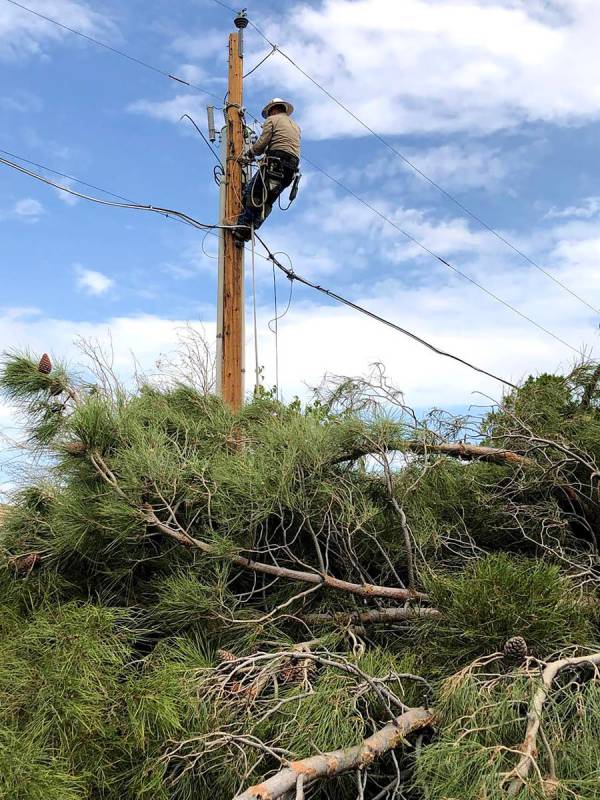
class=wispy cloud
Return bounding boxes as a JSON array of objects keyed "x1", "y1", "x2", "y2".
[
  {"x1": 0, "y1": 0, "x2": 116, "y2": 62},
  {"x1": 0, "y1": 197, "x2": 45, "y2": 222},
  {"x1": 545, "y1": 197, "x2": 600, "y2": 220},
  {"x1": 244, "y1": 0, "x2": 600, "y2": 138},
  {"x1": 75, "y1": 265, "x2": 115, "y2": 296}
]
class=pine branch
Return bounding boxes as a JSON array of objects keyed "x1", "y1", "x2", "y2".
[
  {"x1": 232, "y1": 706, "x2": 434, "y2": 800},
  {"x1": 503, "y1": 650, "x2": 600, "y2": 796},
  {"x1": 305, "y1": 606, "x2": 442, "y2": 627},
  {"x1": 333, "y1": 440, "x2": 532, "y2": 467}
]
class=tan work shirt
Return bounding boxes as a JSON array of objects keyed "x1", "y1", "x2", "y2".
[{"x1": 249, "y1": 112, "x2": 301, "y2": 159}]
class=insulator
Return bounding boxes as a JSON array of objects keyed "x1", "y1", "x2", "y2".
[
  {"x1": 234, "y1": 9, "x2": 249, "y2": 28},
  {"x1": 207, "y1": 106, "x2": 216, "y2": 142}
]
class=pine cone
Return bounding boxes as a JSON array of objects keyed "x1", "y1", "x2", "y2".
[
  {"x1": 218, "y1": 649, "x2": 237, "y2": 663},
  {"x1": 38, "y1": 353, "x2": 52, "y2": 374},
  {"x1": 63, "y1": 441, "x2": 87, "y2": 456},
  {"x1": 11, "y1": 553, "x2": 41, "y2": 576},
  {"x1": 503, "y1": 636, "x2": 528, "y2": 662},
  {"x1": 279, "y1": 663, "x2": 302, "y2": 684}
]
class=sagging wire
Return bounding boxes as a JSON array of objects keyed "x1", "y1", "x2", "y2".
[
  {"x1": 180, "y1": 114, "x2": 224, "y2": 168},
  {"x1": 0, "y1": 155, "x2": 241, "y2": 233},
  {"x1": 267, "y1": 251, "x2": 295, "y2": 401},
  {"x1": 243, "y1": 44, "x2": 278, "y2": 78},
  {"x1": 253, "y1": 232, "x2": 518, "y2": 391},
  {"x1": 268, "y1": 251, "x2": 295, "y2": 333}
]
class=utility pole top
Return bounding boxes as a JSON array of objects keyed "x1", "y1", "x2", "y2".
[{"x1": 234, "y1": 9, "x2": 248, "y2": 28}]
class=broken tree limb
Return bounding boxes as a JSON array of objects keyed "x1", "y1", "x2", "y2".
[
  {"x1": 333, "y1": 440, "x2": 533, "y2": 467},
  {"x1": 88, "y1": 450, "x2": 428, "y2": 604},
  {"x1": 504, "y1": 650, "x2": 600, "y2": 796},
  {"x1": 147, "y1": 509, "x2": 428, "y2": 603},
  {"x1": 232, "y1": 706, "x2": 434, "y2": 800},
  {"x1": 305, "y1": 606, "x2": 442, "y2": 627}
]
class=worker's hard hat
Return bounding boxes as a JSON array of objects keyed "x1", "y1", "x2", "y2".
[{"x1": 261, "y1": 97, "x2": 294, "y2": 118}]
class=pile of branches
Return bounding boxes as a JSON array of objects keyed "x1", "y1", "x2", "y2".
[{"x1": 1, "y1": 352, "x2": 600, "y2": 799}]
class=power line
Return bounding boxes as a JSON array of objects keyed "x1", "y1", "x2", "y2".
[
  {"x1": 274, "y1": 47, "x2": 598, "y2": 315},
  {"x1": 206, "y1": 0, "x2": 596, "y2": 314},
  {"x1": 180, "y1": 114, "x2": 224, "y2": 168},
  {"x1": 253, "y1": 233, "x2": 518, "y2": 390},
  {"x1": 243, "y1": 45, "x2": 278, "y2": 79},
  {"x1": 0, "y1": 148, "x2": 133, "y2": 203},
  {"x1": 302, "y1": 157, "x2": 581, "y2": 356},
  {"x1": 4, "y1": 0, "x2": 223, "y2": 102},
  {"x1": 0, "y1": 154, "x2": 229, "y2": 231},
  {"x1": 0, "y1": 147, "x2": 530, "y2": 390}
]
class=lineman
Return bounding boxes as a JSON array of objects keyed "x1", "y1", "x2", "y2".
[{"x1": 234, "y1": 98, "x2": 301, "y2": 244}]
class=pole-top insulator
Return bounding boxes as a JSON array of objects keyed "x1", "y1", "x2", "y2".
[{"x1": 234, "y1": 9, "x2": 248, "y2": 29}]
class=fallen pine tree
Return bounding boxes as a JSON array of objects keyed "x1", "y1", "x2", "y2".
[{"x1": 1, "y1": 353, "x2": 600, "y2": 799}]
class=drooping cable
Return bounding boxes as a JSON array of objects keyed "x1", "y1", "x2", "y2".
[
  {"x1": 0, "y1": 155, "x2": 231, "y2": 232},
  {"x1": 253, "y1": 233, "x2": 518, "y2": 390},
  {"x1": 0, "y1": 147, "x2": 133, "y2": 203},
  {"x1": 243, "y1": 45, "x2": 277, "y2": 78},
  {"x1": 180, "y1": 114, "x2": 224, "y2": 168},
  {"x1": 3, "y1": 0, "x2": 222, "y2": 101}
]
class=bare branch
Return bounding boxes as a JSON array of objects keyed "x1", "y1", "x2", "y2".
[{"x1": 232, "y1": 707, "x2": 433, "y2": 800}]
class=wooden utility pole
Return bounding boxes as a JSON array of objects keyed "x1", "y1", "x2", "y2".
[{"x1": 220, "y1": 25, "x2": 245, "y2": 411}]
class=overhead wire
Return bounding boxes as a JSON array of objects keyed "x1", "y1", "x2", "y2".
[
  {"x1": 243, "y1": 45, "x2": 277, "y2": 79},
  {"x1": 0, "y1": 155, "x2": 233, "y2": 232},
  {"x1": 274, "y1": 46, "x2": 598, "y2": 315},
  {"x1": 0, "y1": 148, "x2": 275, "y2": 264},
  {"x1": 2, "y1": 0, "x2": 584, "y2": 380},
  {"x1": 180, "y1": 114, "x2": 224, "y2": 168},
  {"x1": 3, "y1": 0, "x2": 223, "y2": 101},
  {"x1": 302, "y1": 156, "x2": 581, "y2": 356},
  {"x1": 0, "y1": 146, "x2": 525, "y2": 389},
  {"x1": 207, "y1": 0, "x2": 597, "y2": 314},
  {"x1": 253, "y1": 231, "x2": 519, "y2": 390},
  {"x1": 0, "y1": 147, "x2": 134, "y2": 204}
]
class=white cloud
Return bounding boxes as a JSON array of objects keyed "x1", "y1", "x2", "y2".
[
  {"x1": 243, "y1": 0, "x2": 600, "y2": 138},
  {"x1": 128, "y1": 93, "x2": 206, "y2": 123},
  {"x1": 545, "y1": 197, "x2": 600, "y2": 220},
  {"x1": 75, "y1": 266, "x2": 115, "y2": 296},
  {"x1": 4, "y1": 197, "x2": 45, "y2": 222},
  {"x1": 171, "y1": 29, "x2": 225, "y2": 61},
  {"x1": 55, "y1": 177, "x2": 79, "y2": 206},
  {"x1": 0, "y1": 0, "x2": 115, "y2": 62}
]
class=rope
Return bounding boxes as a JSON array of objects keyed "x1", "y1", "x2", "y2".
[
  {"x1": 251, "y1": 225, "x2": 261, "y2": 393},
  {"x1": 272, "y1": 261, "x2": 280, "y2": 400}
]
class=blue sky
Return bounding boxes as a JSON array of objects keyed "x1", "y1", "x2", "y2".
[{"x1": 2, "y1": 0, "x2": 600, "y2": 468}]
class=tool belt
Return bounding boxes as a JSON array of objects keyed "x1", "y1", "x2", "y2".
[{"x1": 264, "y1": 150, "x2": 299, "y2": 190}]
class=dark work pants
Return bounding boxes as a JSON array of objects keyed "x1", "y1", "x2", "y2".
[{"x1": 237, "y1": 150, "x2": 299, "y2": 235}]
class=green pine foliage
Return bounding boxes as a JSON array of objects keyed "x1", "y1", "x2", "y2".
[{"x1": 1, "y1": 351, "x2": 600, "y2": 798}]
